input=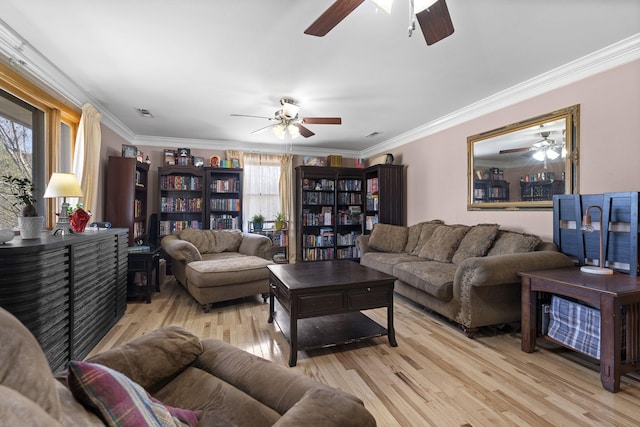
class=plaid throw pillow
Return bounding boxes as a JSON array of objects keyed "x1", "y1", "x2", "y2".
[{"x1": 67, "y1": 361, "x2": 199, "y2": 427}]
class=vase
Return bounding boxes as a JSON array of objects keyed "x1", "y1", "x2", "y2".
[
  {"x1": 275, "y1": 220, "x2": 285, "y2": 230},
  {"x1": 18, "y1": 216, "x2": 43, "y2": 239},
  {"x1": 253, "y1": 223, "x2": 263, "y2": 232},
  {"x1": 70, "y1": 209, "x2": 91, "y2": 233},
  {"x1": 0, "y1": 228, "x2": 15, "y2": 243}
]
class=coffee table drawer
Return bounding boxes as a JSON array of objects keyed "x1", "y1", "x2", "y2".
[
  {"x1": 348, "y1": 286, "x2": 389, "y2": 310},
  {"x1": 299, "y1": 292, "x2": 344, "y2": 316}
]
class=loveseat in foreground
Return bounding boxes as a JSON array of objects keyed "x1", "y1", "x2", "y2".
[
  {"x1": 0, "y1": 306, "x2": 377, "y2": 426},
  {"x1": 161, "y1": 229, "x2": 273, "y2": 311},
  {"x1": 356, "y1": 221, "x2": 575, "y2": 337}
]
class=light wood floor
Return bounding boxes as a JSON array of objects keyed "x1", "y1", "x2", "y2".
[{"x1": 89, "y1": 277, "x2": 640, "y2": 426}]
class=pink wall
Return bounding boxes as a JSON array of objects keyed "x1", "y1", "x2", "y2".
[{"x1": 400, "y1": 59, "x2": 640, "y2": 241}]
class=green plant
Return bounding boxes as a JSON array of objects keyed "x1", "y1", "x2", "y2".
[
  {"x1": 2, "y1": 175, "x2": 38, "y2": 217},
  {"x1": 251, "y1": 213, "x2": 265, "y2": 224},
  {"x1": 274, "y1": 212, "x2": 286, "y2": 222}
]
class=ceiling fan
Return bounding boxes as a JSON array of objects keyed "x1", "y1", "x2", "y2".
[
  {"x1": 304, "y1": 0, "x2": 454, "y2": 45},
  {"x1": 499, "y1": 131, "x2": 563, "y2": 167},
  {"x1": 231, "y1": 98, "x2": 341, "y2": 139}
]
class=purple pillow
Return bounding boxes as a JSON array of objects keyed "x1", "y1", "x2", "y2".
[{"x1": 67, "y1": 361, "x2": 199, "y2": 427}]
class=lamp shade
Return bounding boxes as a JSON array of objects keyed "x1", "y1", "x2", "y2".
[{"x1": 43, "y1": 173, "x2": 83, "y2": 198}]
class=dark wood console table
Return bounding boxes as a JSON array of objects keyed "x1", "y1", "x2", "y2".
[
  {"x1": 0, "y1": 229, "x2": 128, "y2": 372},
  {"x1": 520, "y1": 268, "x2": 640, "y2": 392},
  {"x1": 267, "y1": 261, "x2": 397, "y2": 367},
  {"x1": 127, "y1": 246, "x2": 161, "y2": 303}
]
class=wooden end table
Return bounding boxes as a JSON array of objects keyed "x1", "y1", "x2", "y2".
[
  {"x1": 267, "y1": 261, "x2": 397, "y2": 367},
  {"x1": 520, "y1": 267, "x2": 640, "y2": 392},
  {"x1": 127, "y1": 246, "x2": 161, "y2": 303}
]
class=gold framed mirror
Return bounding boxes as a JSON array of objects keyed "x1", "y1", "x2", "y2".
[{"x1": 468, "y1": 105, "x2": 579, "y2": 210}]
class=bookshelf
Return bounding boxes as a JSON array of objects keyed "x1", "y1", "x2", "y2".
[
  {"x1": 250, "y1": 221, "x2": 289, "y2": 263},
  {"x1": 205, "y1": 168, "x2": 243, "y2": 230},
  {"x1": 158, "y1": 166, "x2": 205, "y2": 237},
  {"x1": 296, "y1": 166, "x2": 364, "y2": 262},
  {"x1": 106, "y1": 156, "x2": 149, "y2": 246},
  {"x1": 363, "y1": 164, "x2": 405, "y2": 234}
]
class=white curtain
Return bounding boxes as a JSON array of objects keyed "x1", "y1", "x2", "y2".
[
  {"x1": 243, "y1": 153, "x2": 282, "y2": 231},
  {"x1": 72, "y1": 103, "x2": 102, "y2": 216}
]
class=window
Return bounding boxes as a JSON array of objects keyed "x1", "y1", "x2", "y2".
[
  {"x1": 0, "y1": 89, "x2": 44, "y2": 228},
  {"x1": 243, "y1": 153, "x2": 281, "y2": 230}
]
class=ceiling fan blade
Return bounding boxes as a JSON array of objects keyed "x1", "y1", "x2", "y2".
[
  {"x1": 302, "y1": 117, "x2": 342, "y2": 125},
  {"x1": 416, "y1": 0, "x2": 455, "y2": 45},
  {"x1": 499, "y1": 147, "x2": 533, "y2": 155},
  {"x1": 251, "y1": 124, "x2": 274, "y2": 135},
  {"x1": 230, "y1": 114, "x2": 274, "y2": 120},
  {"x1": 304, "y1": 0, "x2": 365, "y2": 37},
  {"x1": 295, "y1": 123, "x2": 315, "y2": 138}
]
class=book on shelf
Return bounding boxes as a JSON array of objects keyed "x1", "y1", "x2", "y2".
[{"x1": 128, "y1": 245, "x2": 150, "y2": 252}]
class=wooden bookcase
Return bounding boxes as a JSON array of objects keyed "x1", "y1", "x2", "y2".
[
  {"x1": 106, "y1": 156, "x2": 149, "y2": 246},
  {"x1": 250, "y1": 221, "x2": 289, "y2": 263},
  {"x1": 205, "y1": 167, "x2": 243, "y2": 230},
  {"x1": 296, "y1": 166, "x2": 364, "y2": 262},
  {"x1": 364, "y1": 164, "x2": 405, "y2": 233},
  {"x1": 158, "y1": 165, "x2": 205, "y2": 237}
]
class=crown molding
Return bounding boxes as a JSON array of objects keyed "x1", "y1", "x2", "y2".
[{"x1": 360, "y1": 33, "x2": 640, "y2": 158}]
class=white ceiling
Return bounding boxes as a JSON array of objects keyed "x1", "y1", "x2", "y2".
[{"x1": 0, "y1": 1, "x2": 639, "y2": 157}]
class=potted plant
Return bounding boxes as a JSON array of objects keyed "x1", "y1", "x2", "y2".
[
  {"x1": 2, "y1": 175, "x2": 43, "y2": 239},
  {"x1": 274, "y1": 212, "x2": 286, "y2": 230},
  {"x1": 251, "y1": 213, "x2": 265, "y2": 232}
]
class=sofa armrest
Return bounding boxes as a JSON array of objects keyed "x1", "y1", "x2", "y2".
[
  {"x1": 86, "y1": 326, "x2": 203, "y2": 394},
  {"x1": 161, "y1": 234, "x2": 202, "y2": 263},
  {"x1": 454, "y1": 250, "x2": 575, "y2": 290},
  {"x1": 355, "y1": 235, "x2": 373, "y2": 255},
  {"x1": 272, "y1": 388, "x2": 376, "y2": 427},
  {"x1": 238, "y1": 232, "x2": 272, "y2": 259},
  {"x1": 194, "y1": 339, "x2": 373, "y2": 424}
]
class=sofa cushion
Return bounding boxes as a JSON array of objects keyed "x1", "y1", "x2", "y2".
[
  {"x1": 393, "y1": 261, "x2": 458, "y2": 301},
  {"x1": 155, "y1": 366, "x2": 281, "y2": 427},
  {"x1": 186, "y1": 256, "x2": 272, "y2": 288},
  {"x1": 451, "y1": 224, "x2": 500, "y2": 264},
  {"x1": 368, "y1": 223, "x2": 409, "y2": 253},
  {"x1": 404, "y1": 223, "x2": 423, "y2": 253},
  {"x1": 486, "y1": 230, "x2": 542, "y2": 256},
  {"x1": 67, "y1": 361, "x2": 200, "y2": 427},
  {"x1": 210, "y1": 229, "x2": 243, "y2": 253},
  {"x1": 360, "y1": 252, "x2": 422, "y2": 275},
  {"x1": 410, "y1": 221, "x2": 444, "y2": 255},
  {"x1": 179, "y1": 229, "x2": 210, "y2": 254},
  {"x1": 418, "y1": 224, "x2": 470, "y2": 262}
]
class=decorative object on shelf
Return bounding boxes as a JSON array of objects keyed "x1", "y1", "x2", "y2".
[
  {"x1": 231, "y1": 158, "x2": 240, "y2": 168},
  {"x1": 210, "y1": 156, "x2": 219, "y2": 167},
  {"x1": 327, "y1": 155, "x2": 343, "y2": 167},
  {"x1": 145, "y1": 155, "x2": 151, "y2": 165},
  {"x1": 194, "y1": 156, "x2": 204, "y2": 167},
  {"x1": 2, "y1": 175, "x2": 43, "y2": 239},
  {"x1": 164, "y1": 149, "x2": 176, "y2": 165},
  {"x1": 121, "y1": 144, "x2": 137, "y2": 158},
  {"x1": 0, "y1": 228, "x2": 15, "y2": 243},
  {"x1": 303, "y1": 156, "x2": 326, "y2": 166},
  {"x1": 68, "y1": 204, "x2": 92, "y2": 233},
  {"x1": 43, "y1": 172, "x2": 84, "y2": 236},
  {"x1": 251, "y1": 213, "x2": 265, "y2": 232},
  {"x1": 274, "y1": 212, "x2": 286, "y2": 230},
  {"x1": 385, "y1": 153, "x2": 394, "y2": 165},
  {"x1": 177, "y1": 148, "x2": 190, "y2": 158},
  {"x1": 580, "y1": 205, "x2": 613, "y2": 275}
]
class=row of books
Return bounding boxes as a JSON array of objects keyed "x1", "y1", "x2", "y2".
[
  {"x1": 302, "y1": 208, "x2": 333, "y2": 226},
  {"x1": 366, "y1": 194, "x2": 379, "y2": 211},
  {"x1": 336, "y1": 207, "x2": 362, "y2": 225},
  {"x1": 302, "y1": 178, "x2": 335, "y2": 191},
  {"x1": 302, "y1": 247, "x2": 359, "y2": 261},
  {"x1": 366, "y1": 177, "x2": 379, "y2": 193},
  {"x1": 210, "y1": 178, "x2": 240, "y2": 193},
  {"x1": 160, "y1": 175, "x2": 202, "y2": 191},
  {"x1": 365, "y1": 214, "x2": 379, "y2": 231},
  {"x1": 160, "y1": 197, "x2": 203, "y2": 213},
  {"x1": 134, "y1": 199, "x2": 144, "y2": 219},
  {"x1": 303, "y1": 228, "x2": 334, "y2": 247},
  {"x1": 159, "y1": 220, "x2": 202, "y2": 236},
  {"x1": 267, "y1": 232, "x2": 288, "y2": 247},
  {"x1": 337, "y1": 179, "x2": 362, "y2": 191},
  {"x1": 209, "y1": 214, "x2": 239, "y2": 230},
  {"x1": 337, "y1": 192, "x2": 362, "y2": 205},
  {"x1": 302, "y1": 191, "x2": 335, "y2": 205},
  {"x1": 337, "y1": 246, "x2": 360, "y2": 259},
  {"x1": 336, "y1": 231, "x2": 361, "y2": 246},
  {"x1": 209, "y1": 198, "x2": 240, "y2": 211},
  {"x1": 133, "y1": 220, "x2": 144, "y2": 240}
]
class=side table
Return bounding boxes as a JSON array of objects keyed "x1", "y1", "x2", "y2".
[
  {"x1": 127, "y1": 246, "x2": 161, "y2": 303},
  {"x1": 520, "y1": 267, "x2": 640, "y2": 392}
]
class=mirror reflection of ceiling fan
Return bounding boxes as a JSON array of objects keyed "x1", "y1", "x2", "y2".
[
  {"x1": 499, "y1": 131, "x2": 565, "y2": 163},
  {"x1": 231, "y1": 98, "x2": 341, "y2": 139},
  {"x1": 304, "y1": 0, "x2": 454, "y2": 45}
]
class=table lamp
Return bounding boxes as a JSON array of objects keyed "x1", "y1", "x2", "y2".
[
  {"x1": 580, "y1": 205, "x2": 613, "y2": 275},
  {"x1": 43, "y1": 172, "x2": 84, "y2": 235}
]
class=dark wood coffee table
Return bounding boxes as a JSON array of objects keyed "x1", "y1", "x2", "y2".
[{"x1": 267, "y1": 261, "x2": 397, "y2": 366}]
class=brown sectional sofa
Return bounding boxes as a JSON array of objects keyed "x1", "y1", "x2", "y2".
[
  {"x1": 161, "y1": 229, "x2": 273, "y2": 311},
  {"x1": 0, "y1": 307, "x2": 377, "y2": 426},
  {"x1": 356, "y1": 221, "x2": 575, "y2": 336}
]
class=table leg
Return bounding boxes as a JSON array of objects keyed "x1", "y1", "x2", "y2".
[
  {"x1": 387, "y1": 296, "x2": 397, "y2": 347},
  {"x1": 145, "y1": 258, "x2": 152, "y2": 304},
  {"x1": 521, "y1": 277, "x2": 537, "y2": 353},
  {"x1": 268, "y1": 284, "x2": 275, "y2": 323},
  {"x1": 154, "y1": 254, "x2": 161, "y2": 292},
  {"x1": 599, "y1": 295, "x2": 621, "y2": 392},
  {"x1": 289, "y1": 297, "x2": 298, "y2": 367}
]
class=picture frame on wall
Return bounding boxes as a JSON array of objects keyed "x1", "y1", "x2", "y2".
[{"x1": 122, "y1": 144, "x2": 137, "y2": 158}]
